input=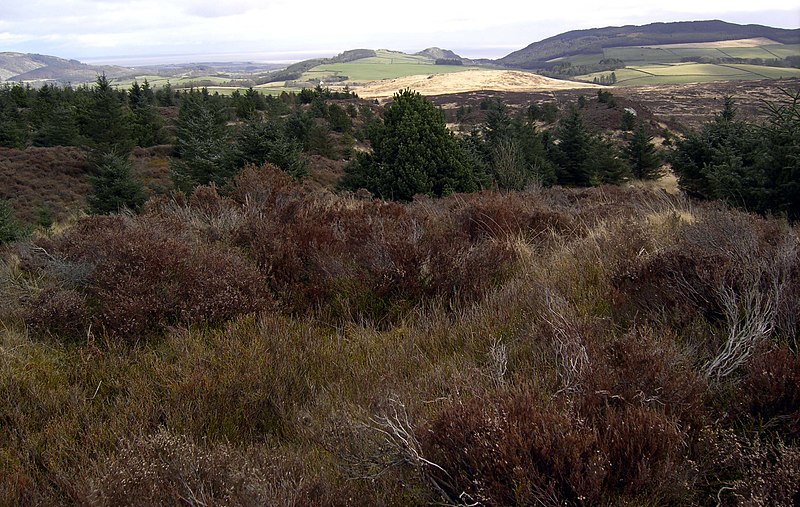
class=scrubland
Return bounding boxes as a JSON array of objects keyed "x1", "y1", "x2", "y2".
[{"x1": 1, "y1": 164, "x2": 798, "y2": 505}]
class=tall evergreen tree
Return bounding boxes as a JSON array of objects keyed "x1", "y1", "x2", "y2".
[
  {"x1": 169, "y1": 91, "x2": 233, "y2": 191},
  {"x1": 84, "y1": 74, "x2": 133, "y2": 153},
  {"x1": 551, "y1": 108, "x2": 593, "y2": 186},
  {"x1": 624, "y1": 123, "x2": 662, "y2": 180},
  {"x1": 129, "y1": 80, "x2": 166, "y2": 147}
]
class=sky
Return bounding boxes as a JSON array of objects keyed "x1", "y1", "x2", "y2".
[{"x1": 1, "y1": 0, "x2": 798, "y2": 65}]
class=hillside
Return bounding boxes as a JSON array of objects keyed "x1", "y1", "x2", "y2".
[
  {"x1": 356, "y1": 69, "x2": 597, "y2": 98},
  {"x1": 499, "y1": 20, "x2": 800, "y2": 68},
  {"x1": 0, "y1": 52, "x2": 132, "y2": 83}
]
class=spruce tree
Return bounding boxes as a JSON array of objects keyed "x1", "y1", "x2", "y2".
[
  {"x1": 625, "y1": 124, "x2": 662, "y2": 180},
  {"x1": 87, "y1": 152, "x2": 148, "y2": 215},
  {"x1": 84, "y1": 74, "x2": 133, "y2": 153},
  {"x1": 169, "y1": 92, "x2": 233, "y2": 191},
  {"x1": 551, "y1": 108, "x2": 593, "y2": 186},
  {"x1": 231, "y1": 120, "x2": 307, "y2": 179}
]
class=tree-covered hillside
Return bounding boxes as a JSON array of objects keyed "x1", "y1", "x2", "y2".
[{"x1": 499, "y1": 20, "x2": 800, "y2": 68}]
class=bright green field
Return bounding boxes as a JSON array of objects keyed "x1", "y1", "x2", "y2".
[{"x1": 299, "y1": 49, "x2": 476, "y2": 83}]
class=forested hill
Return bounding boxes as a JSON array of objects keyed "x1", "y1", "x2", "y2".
[
  {"x1": 499, "y1": 20, "x2": 800, "y2": 68},
  {"x1": 0, "y1": 52, "x2": 131, "y2": 82}
]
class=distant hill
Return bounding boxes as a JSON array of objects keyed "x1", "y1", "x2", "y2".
[
  {"x1": 499, "y1": 20, "x2": 800, "y2": 68},
  {"x1": 0, "y1": 52, "x2": 132, "y2": 83},
  {"x1": 415, "y1": 47, "x2": 463, "y2": 61}
]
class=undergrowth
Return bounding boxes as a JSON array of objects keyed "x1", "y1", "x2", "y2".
[{"x1": 1, "y1": 164, "x2": 798, "y2": 505}]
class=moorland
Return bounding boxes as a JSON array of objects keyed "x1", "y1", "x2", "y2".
[{"x1": 1, "y1": 18, "x2": 799, "y2": 507}]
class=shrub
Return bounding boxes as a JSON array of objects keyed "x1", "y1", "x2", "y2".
[
  {"x1": 421, "y1": 388, "x2": 690, "y2": 505},
  {"x1": 26, "y1": 215, "x2": 270, "y2": 340}
]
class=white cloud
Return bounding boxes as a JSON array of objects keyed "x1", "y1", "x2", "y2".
[{"x1": 0, "y1": 0, "x2": 796, "y2": 61}]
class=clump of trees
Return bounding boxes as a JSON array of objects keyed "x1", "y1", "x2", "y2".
[
  {"x1": 672, "y1": 91, "x2": 799, "y2": 220},
  {"x1": 340, "y1": 89, "x2": 477, "y2": 200}
]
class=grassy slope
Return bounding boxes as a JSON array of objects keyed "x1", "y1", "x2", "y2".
[
  {"x1": 576, "y1": 62, "x2": 800, "y2": 86},
  {"x1": 298, "y1": 50, "x2": 475, "y2": 83},
  {"x1": 570, "y1": 40, "x2": 800, "y2": 86}
]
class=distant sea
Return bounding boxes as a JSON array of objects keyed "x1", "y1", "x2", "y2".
[
  {"x1": 78, "y1": 47, "x2": 516, "y2": 67},
  {"x1": 79, "y1": 50, "x2": 341, "y2": 66}
]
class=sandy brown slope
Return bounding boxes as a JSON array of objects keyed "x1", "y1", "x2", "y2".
[{"x1": 355, "y1": 69, "x2": 599, "y2": 98}]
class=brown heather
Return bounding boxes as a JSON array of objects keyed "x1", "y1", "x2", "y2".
[{"x1": 1, "y1": 164, "x2": 799, "y2": 505}]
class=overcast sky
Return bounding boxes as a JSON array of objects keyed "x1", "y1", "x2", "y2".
[{"x1": 1, "y1": 0, "x2": 798, "y2": 64}]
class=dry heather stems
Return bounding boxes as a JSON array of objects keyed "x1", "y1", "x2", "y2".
[
  {"x1": 704, "y1": 228, "x2": 797, "y2": 381},
  {"x1": 542, "y1": 290, "x2": 589, "y2": 395}
]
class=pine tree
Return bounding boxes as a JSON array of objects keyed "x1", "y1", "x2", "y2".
[
  {"x1": 169, "y1": 92, "x2": 233, "y2": 191},
  {"x1": 231, "y1": 120, "x2": 307, "y2": 179},
  {"x1": 340, "y1": 89, "x2": 476, "y2": 200},
  {"x1": 84, "y1": 74, "x2": 133, "y2": 153},
  {"x1": 87, "y1": 152, "x2": 148, "y2": 214},
  {"x1": 625, "y1": 124, "x2": 662, "y2": 180},
  {"x1": 129, "y1": 80, "x2": 166, "y2": 147},
  {"x1": 551, "y1": 108, "x2": 593, "y2": 186}
]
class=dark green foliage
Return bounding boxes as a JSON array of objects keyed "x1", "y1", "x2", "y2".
[
  {"x1": 327, "y1": 103, "x2": 352, "y2": 133},
  {"x1": 620, "y1": 110, "x2": 637, "y2": 131},
  {"x1": 0, "y1": 199, "x2": 26, "y2": 244},
  {"x1": 551, "y1": 108, "x2": 594, "y2": 186},
  {"x1": 230, "y1": 88, "x2": 265, "y2": 120},
  {"x1": 527, "y1": 102, "x2": 559, "y2": 123},
  {"x1": 672, "y1": 92, "x2": 799, "y2": 219},
  {"x1": 550, "y1": 108, "x2": 630, "y2": 186},
  {"x1": 170, "y1": 91, "x2": 233, "y2": 191},
  {"x1": 87, "y1": 152, "x2": 148, "y2": 215},
  {"x1": 83, "y1": 75, "x2": 133, "y2": 154},
  {"x1": 597, "y1": 89, "x2": 616, "y2": 107},
  {"x1": 340, "y1": 89, "x2": 476, "y2": 200},
  {"x1": 0, "y1": 85, "x2": 29, "y2": 147},
  {"x1": 479, "y1": 103, "x2": 556, "y2": 189},
  {"x1": 625, "y1": 124, "x2": 662, "y2": 180},
  {"x1": 129, "y1": 81, "x2": 167, "y2": 147},
  {"x1": 154, "y1": 81, "x2": 175, "y2": 107},
  {"x1": 306, "y1": 123, "x2": 336, "y2": 159},
  {"x1": 36, "y1": 205, "x2": 55, "y2": 229},
  {"x1": 231, "y1": 120, "x2": 307, "y2": 179},
  {"x1": 32, "y1": 105, "x2": 79, "y2": 147}
]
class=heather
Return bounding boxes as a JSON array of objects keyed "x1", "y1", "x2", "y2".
[{"x1": 2, "y1": 165, "x2": 798, "y2": 505}]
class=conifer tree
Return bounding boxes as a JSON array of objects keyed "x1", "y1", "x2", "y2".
[
  {"x1": 340, "y1": 89, "x2": 476, "y2": 200},
  {"x1": 231, "y1": 120, "x2": 307, "y2": 179},
  {"x1": 85, "y1": 74, "x2": 133, "y2": 153},
  {"x1": 170, "y1": 91, "x2": 233, "y2": 191},
  {"x1": 625, "y1": 123, "x2": 662, "y2": 180},
  {"x1": 0, "y1": 199, "x2": 26, "y2": 244},
  {"x1": 87, "y1": 152, "x2": 148, "y2": 215}
]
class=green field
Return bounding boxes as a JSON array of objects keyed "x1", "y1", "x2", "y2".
[
  {"x1": 565, "y1": 39, "x2": 800, "y2": 86},
  {"x1": 576, "y1": 62, "x2": 800, "y2": 86},
  {"x1": 109, "y1": 74, "x2": 234, "y2": 89},
  {"x1": 298, "y1": 49, "x2": 476, "y2": 83}
]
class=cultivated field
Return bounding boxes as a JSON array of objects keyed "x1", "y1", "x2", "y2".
[{"x1": 577, "y1": 62, "x2": 800, "y2": 86}]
